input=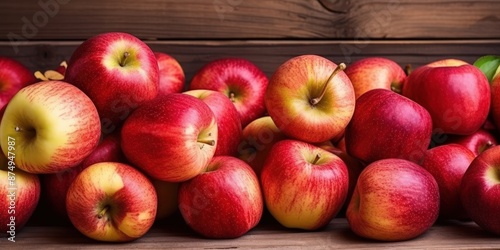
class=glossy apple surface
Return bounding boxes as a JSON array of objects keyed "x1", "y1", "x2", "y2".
[
  {"x1": 155, "y1": 52, "x2": 185, "y2": 95},
  {"x1": 0, "y1": 56, "x2": 37, "y2": 109}
]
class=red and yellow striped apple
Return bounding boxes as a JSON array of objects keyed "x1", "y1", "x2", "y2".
[{"x1": 0, "y1": 56, "x2": 37, "y2": 110}]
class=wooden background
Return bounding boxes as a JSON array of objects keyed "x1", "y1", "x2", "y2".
[{"x1": 0, "y1": 0, "x2": 499, "y2": 81}]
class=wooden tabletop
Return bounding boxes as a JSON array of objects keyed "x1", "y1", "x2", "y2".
[{"x1": 3, "y1": 216, "x2": 500, "y2": 249}]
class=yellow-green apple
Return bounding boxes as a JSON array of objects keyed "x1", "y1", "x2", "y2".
[
  {"x1": 402, "y1": 59, "x2": 490, "y2": 135},
  {"x1": 265, "y1": 55, "x2": 355, "y2": 143},
  {"x1": 0, "y1": 56, "x2": 37, "y2": 109},
  {"x1": 121, "y1": 93, "x2": 217, "y2": 182},
  {"x1": 66, "y1": 162, "x2": 157, "y2": 242},
  {"x1": 460, "y1": 145, "x2": 500, "y2": 235},
  {"x1": 188, "y1": 57, "x2": 268, "y2": 126},
  {"x1": 446, "y1": 128, "x2": 497, "y2": 156},
  {"x1": 184, "y1": 89, "x2": 242, "y2": 156},
  {"x1": 152, "y1": 180, "x2": 179, "y2": 221},
  {"x1": 346, "y1": 158, "x2": 440, "y2": 241},
  {"x1": 344, "y1": 57, "x2": 406, "y2": 98},
  {"x1": 345, "y1": 89, "x2": 432, "y2": 164},
  {"x1": 155, "y1": 52, "x2": 185, "y2": 95},
  {"x1": 237, "y1": 116, "x2": 288, "y2": 175},
  {"x1": 0, "y1": 164, "x2": 41, "y2": 240},
  {"x1": 421, "y1": 144, "x2": 475, "y2": 220},
  {"x1": 65, "y1": 32, "x2": 159, "y2": 133},
  {"x1": 42, "y1": 132, "x2": 126, "y2": 219},
  {"x1": 178, "y1": 156, "x2": 263, "y2": 238},
  {"x1": 260, "y1": 139, "x2": 349, "y2": 230},
  {"x1": 0, "y1": 81, "x2": 101, "y2": 174}
]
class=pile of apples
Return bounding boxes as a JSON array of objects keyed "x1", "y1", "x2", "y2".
[{"x1": 2, "y1": 31, "x2": 500, "y2": 243}]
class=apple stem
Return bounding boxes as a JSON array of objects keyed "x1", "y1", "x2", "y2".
[
  {"x1": 229, "y1": 92, "x2": 236, "y2": 103},
  {"x1": 198, "y1": 133, "x2": 215, "y2": 149},
  {"x1": 119, "y1": 52, "x2": 131, "y2": 67},
  {"x1": 97, "y1": 206, "x2": 109, "y2": 219},
  {"x1": 312, "y1": 153, "x2": 322, "y2": 165},
  {"x1": 310, "y1": 63, "x2": 346, "y2": 106},
  {"x1": 405, "y1": 64, "x2": 413, "y2": 76}
]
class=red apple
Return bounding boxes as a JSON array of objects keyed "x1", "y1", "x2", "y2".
[
  {"x1": 260, "y1": 139, "x2": 349, "y2": 230},
  {"x1": 421, "y1": 144, "x2": 475, "y2": 220},
  {"x1": 0, "y1": 81, "x2": 101, "y2": 174},
  {"x1": 265, "y1": 55, "x2": 355, "y2": 143},
  {"x1": 189, "y1": 57, "x2": 268, "y2": 126},
  {"x1": 345, "y1": 88, "x2": 432, "y2": 164},
  {"x1": 66, "y1": 162, "x2": 157, "y2": 242},
  {"x1": 65, "y1": 32, "x2": 159, "y2": 132},
  {"x1": 1, "y1": 165, "x2": 41, "y2": 241},
  {"x1": 489, "y1": 74, "x2": 500, "y2": 130},
  {"x1": 460, "y1": 145, "x2": 500, "y2": 235},
  {"x1": 237, "y1": 116, "x2": 288, "y2": 175},
  {"x1": 178, "y1": 156, "x2": 263, "y2": 238},
  {"x1": 0, "y1": 56, "x2": 37, "y2": 110},
  {"x1": 346, "y1": 158, "x2": 440, "y2": 241},
  {"x1": 121, "y1": 93, "x2": 218, "y2": 182},
  {"x1": 184, "y1": 89, "x2": 242, "y2": 156},
  {"x1": 42, "y1": 132, "x2": 126, "y2": 219},
  {"x1": 344, "y1": 57, "x2": 406, "y2": 98},
  {"x1": 402, "y1": 59, "x2": 490, "y2": 135},
  {"x1": 155, "y1": 52, "x2": 185, "y2": 95},
  {"x1": 446, "y1": 129, "x2": 497, "y2": 156}
]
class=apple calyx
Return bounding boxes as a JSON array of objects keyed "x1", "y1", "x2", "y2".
[
  {"x1": 97, "y1": 205, "x2": 110, "y2": 219},
  {"x1": 310, "y1": 63, "x2": 346, "y2": 106},
  {"x1": 119, "y1": 52, "x2": 131, "y2": 67}
]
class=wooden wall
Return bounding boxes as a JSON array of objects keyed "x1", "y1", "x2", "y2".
[{"x1": 0, "y1": 0, "x2": 499, "y2": 80}]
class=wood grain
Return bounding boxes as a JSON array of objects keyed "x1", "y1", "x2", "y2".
[{"x1": 0, "y1": 0, "x2": 499, "y2": 41}]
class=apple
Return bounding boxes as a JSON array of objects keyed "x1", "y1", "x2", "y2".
[
  {"x1": 346, "y1": 158, "x2": 440, "y2": 241},
  {"x1": 178, "y1": 156, "x2": 263, "y2": 238},
  {"x1": 0, "y1": 81, "x2": 101, "y2": 174},
  {"x1": 184, "y1": 89, "x2": 242, "y2": 156},
  {"x1": 1, "y1": 164, "x2": 41, "y2": 240},
  {"x1": 265, "y1": 55, "x2": 355, "y2": 143},
  {"x1": 345, "y1": 88, "x2": 432, "y2": 164},
  {"x1": 237, "y1": 116, "x2": 288, "y2": 175},
  {"x1": 445, "y1": 128, "x2": 497, "y2": 156},
  {"x1": 155, "y1": 52, "x2": 185, "y2": 95},
  {"x1": 344, "y1": 57, "x2": 406, "y2": 98},
  {"x1": 66, "y1": 162, "x2": 157, "y2": 242},
  {"x1": 460, "y1": 145, "x2": 500, "y2": 235},
  {"x1": 402, "y1": 59, "x2": 490, "y2": 135},
  {"x1": 421, "y1": 144, "x2": 475, "y2": 220},
  {"x1": 65, "y1": 32, "x2": 160, "y2": 132},
  {"x1": 152, "y1": 179, "x2": 179, "y2": 221},
  {"x1": 260, "y1": 139, "x2": 349, "y2": 230},
  {"x1": 188, "y1": 57, "x2": 268, "y2": 126},
  {"x1": 42, "y1": 132, "x2": 126, "y2": 219},
  {"x1": 0, "y1": 56, "x2": 37, "y2": 110},
  {"x1": 121, "y1": 93, "x2": 218, "y2": 182},
  {"x1": 489, "y1": 74, "x2": 500, "y2": 130}
]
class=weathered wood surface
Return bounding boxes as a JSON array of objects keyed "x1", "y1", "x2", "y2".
[
  {"x1": 2, "y1": 218, "x2": 500, "y2": 249},
  {"x1": 0, "y1": 0, "x2": 499, "y2": 41}
]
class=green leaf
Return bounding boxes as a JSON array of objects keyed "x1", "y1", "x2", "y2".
[{"x1": 473, "y1": 55, "x2": 500, "y2": 83}]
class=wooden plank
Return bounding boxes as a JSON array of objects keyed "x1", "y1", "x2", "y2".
[
  {"x1": 3, "y1": 218, "x2": 500, "y2": 249},
  {"x1": 0, "y1": 0, "x2": 499, "y2": 40},
  {"x1": 0, "y1": 40, "x2": 499, "y2": 84}
]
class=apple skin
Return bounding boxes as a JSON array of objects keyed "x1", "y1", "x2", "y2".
[
  {"x1": 265, "y1": 55, "x2": 355, "y2": 143},
  {"x1": 151, "y1": 180, "x2": 179, "y2": 220},
  {"x1": 346, "y1": 158, "x2": 440, "y2": 241},
  {"x1": 155, "y1": 52, "x2": 185, "y2": 95},
  {"x1": 402, "y1": 59, "x2": 490, "y2": 135},
  {"x1": 0, "y1": 166, "x2": 41, "y2": 238},
  {"x1": 66, "y1": 162, "x2": 157, "y2": 242},
  {"x1": 445, "y1": 129, "x2": 497, "y2": 156},
  {"x1": 489, "y1": 74, "x2": 500, "y2": 131},
  {"x1": 121, "y1": 93, "x2": 218, "y2": 182},
  {"x1": 237, "y1": 116, "x2": 288, "y2": 175},
  {"x1": 65, "y1": 32, "x2": 159, "y2": 131},
  {"x1": 0, "y1": 56, "x2": 37, "y2": 109},
  {"x1": 344, "y1": 57, "x2": 406, "y2": 98},
  {"x1": 0, "y1": 81, "x2": 101, "y2": 174},
  {"x1": 460, "y1": 145, "x2": 500, "y2": 235},
  {"x1": 260, "y1": 139, "x2": 349, "y2": 230},
  {"x1": 345, "y1": 88, "x2": 433, "y2": 164},
  {"x1": 188, "y1": 57, "x2": 268, "y2": 127},
  {"x1": 178, "y1": 156, "x2": 263, "y2": 238},
  {"x1": 421, "y1": 144, "x2": 475, "y2": 220},
  {"x1": 42, "y1": 132, "x2": 126, "y2": 219},
  {"x1": 183, "y1": 89, "x2": 242, "y2": 157}
]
